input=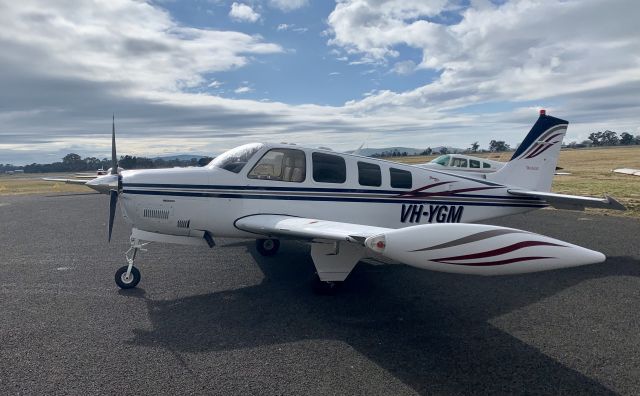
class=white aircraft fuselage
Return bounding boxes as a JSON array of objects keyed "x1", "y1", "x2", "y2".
[{"x1": 118, "y1": 143, "x2": 544, "y2": 241}]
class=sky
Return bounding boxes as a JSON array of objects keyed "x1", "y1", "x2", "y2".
[{"x1": 0, "y1": 0, "x2": 638, "y2": 165}]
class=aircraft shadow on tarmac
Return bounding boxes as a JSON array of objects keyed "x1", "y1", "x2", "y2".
[{"x1": 127, "y1": 241, "x2": 638, "y2": 395}]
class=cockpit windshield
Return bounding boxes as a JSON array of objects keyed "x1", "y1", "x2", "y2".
[
  {"x1": 207, "y1": 143, "x2": 264, "y2": 173},
  {"x1": 430, "y1": 155, "x2": 450, "y2": 166}
]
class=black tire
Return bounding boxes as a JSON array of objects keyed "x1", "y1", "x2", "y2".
[
  {"x1": 115, "y1": 265, "x2": 141, "y2": 289},
  {"x1": 311, "y1": 272, "x2": 341, "y2": 295},
  {"x1": 256, "y1": 239, "x2": 280, "y2": 256}
]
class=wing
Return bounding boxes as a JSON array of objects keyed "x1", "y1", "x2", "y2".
[
  {"x1": 507, "y1": 189, "x2": 625, "y2": 210},
  {"x1": 42, "y1": 177, "x2": 90, "y2": 185},
  {"x1": 613, "y1": 168, "x2": 640, "y2": 176},
  {"x1": 235, "y1": 214, "x2": 390, "y2": 243},
  {"x1": 235, "y1": 215, "x2": 604, "y2": 275}
]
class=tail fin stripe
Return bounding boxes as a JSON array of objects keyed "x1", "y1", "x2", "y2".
[
  {"x1": 544, "y1": 132, "x2": 564, "y2": 143},
  {"x1": 515, "y1": 125, "x2": 567, "y2": 160},
  {"x1": 525, "y1": 142, "x2": 557, "y2": 159}
]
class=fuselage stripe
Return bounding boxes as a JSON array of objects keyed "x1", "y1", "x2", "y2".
[{"x1": 122, "y1": 189, "x2": 547, "y2": 208}]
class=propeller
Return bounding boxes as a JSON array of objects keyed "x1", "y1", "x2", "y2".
[{"x1": 107, "y1": 114, "x2": 122, "y2": 242}]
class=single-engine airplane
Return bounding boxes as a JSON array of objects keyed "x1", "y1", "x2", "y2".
[{"x1": 85, "y1": 111, "x2": 624, "y2": 293}]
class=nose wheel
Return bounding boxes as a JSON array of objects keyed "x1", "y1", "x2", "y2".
[
  {"x1": 115, "y1": 265, "x2": 141, "y2": 289},
  {"x1": 115, "y1": 237, "x2": 148, "y2": 289},
  {"x1": 256, "y1": 238, "x2": 280, "y2": 256}
]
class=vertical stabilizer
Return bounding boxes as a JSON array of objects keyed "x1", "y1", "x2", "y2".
[{"x1": 487, "y1": 111, "x2": 568, "y2": 192}]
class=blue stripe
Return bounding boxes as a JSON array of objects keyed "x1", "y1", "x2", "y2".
[
  {"x1": 122, "y1": 183, "x2": 538, "y2": 201},
  {"x1": 123, "y1": 189, "x2": 547, "y2": 208}
]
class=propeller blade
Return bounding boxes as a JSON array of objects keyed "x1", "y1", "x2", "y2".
[
  {"x1": 108, "y1": 189, "x2": 118, "y2": 242},
  {"x1": 111, "y1": 114, "x2": 118, "y2": 175}
]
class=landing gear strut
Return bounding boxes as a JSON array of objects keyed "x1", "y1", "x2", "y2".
[
  {"x1": 115, "y1": 238, "x2": 148, "y2": 289},
  {"x1": 256, "y1": 238, "x2": 280, "y2": 256}
]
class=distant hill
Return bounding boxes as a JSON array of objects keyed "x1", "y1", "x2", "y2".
[
  {"x1": 152, "y1": 154, "x2": 210, "y2": 161},
  {"x1": 347, "y1": 146, "x2": 464, "y2": 157}
]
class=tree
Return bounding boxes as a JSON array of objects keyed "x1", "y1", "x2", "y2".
[
  {"x1": 589, "y1": 130, "x2": 619, "y2": 146},
  {"x1": 620, "y1": 132, "x2": 634, "y2": 145},
  {"x1": 489, "y1": 140, "x2": 510, "y2": 152},
  {"x1": 420, "y1": 147, "x2": 432, "y2": 156},
  {"x1": 62, "y1": 153, "x2": 84, "y2": 171},
  {"x1": 469, "y1": 141, "x2": 479, "y2": 152},
  {"x1": 197, "y1": 157, "x2": 214, "y2": 167},
  {"x1": 588, "y1": 131, "x2": 603, "y2": 146},
  {"x1": 439, "y1": 147, "x2": 449, "y2": 155},
  {"x1": 601, "y1": 130, "x2": 619, "y2": 146}
]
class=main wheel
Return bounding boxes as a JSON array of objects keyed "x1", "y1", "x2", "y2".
[
  {"x1": 256, "y1": 239, "x2": 280, "y2": 256},
  {"x1": 311, "y1": 273, "x2": 341, "y2": 295},
  {"x1": 115, "y1": 265, "x2": 141, "y2": 289}
]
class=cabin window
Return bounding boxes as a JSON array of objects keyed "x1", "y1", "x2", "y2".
[
  {"x1": 470, "y1": 159, "x2": 480, "y2": 168},
  {"x1": 357, "y1": 162, "x2": 381, "y2": 187},
  {"x1": 451, "y1": 157, "x2": 468, "y2": 168},
  {"x1": 248, "y1": 149, "x2": 306, "y2": 182},
  {"x1": 312, "y1": 152, "x2": 346, "y2": 183},
  {"x1": 208, "y1": 143, "x2": 263, "y2": 173},
  {"x1": 390, "y1": 167, "x2": 412, "y2": 189},
  {"x1": 483, "y1": 162, "x2": 491, "y2": 169},
  {"x1": 431, "y1": 155, "x2": 450, "y2": 166}
]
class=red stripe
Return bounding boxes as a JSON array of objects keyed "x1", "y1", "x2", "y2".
[
  {"x1": 433, "y1": 240, "x2": 565, "y2": 262},
  {"x1": 396, "y1": 181, "x2": 454, "y2": 197},
  {"x1": 526, "y1": 141, "x2": 558, "y2": 159},
  {"x1": 404, "y1": 186, "x2": 502, "y2": 198},
  {"x1": 436, "y1": 256, "x2": 553, "y2": 266},
  {"x1": 544, "y1": 133, "x2": 564, "y2": 143}
]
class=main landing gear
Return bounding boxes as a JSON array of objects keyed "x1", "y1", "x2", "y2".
[
  {"x1": 256, "y1": 238, "x2": 280, "y2": 256},
  {"x1": 115, "y1": 238, "x2": 148, "y2": 289}
]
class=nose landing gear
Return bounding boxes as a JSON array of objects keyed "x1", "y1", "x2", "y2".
[{"x1": 115, "y1": 238, "x2": 148, "y2": 289}]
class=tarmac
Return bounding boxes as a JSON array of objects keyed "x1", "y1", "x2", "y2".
[{"x1": 0, "y1": 193, "x2": 638, "y2": 395}]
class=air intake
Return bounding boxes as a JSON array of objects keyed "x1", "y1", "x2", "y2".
[
  {"x1": 177, "y1": 219, "x2": 191, "y2": 228},
  {"x1": 143, "y1": 208, "x2": 169, "y2": 220}
]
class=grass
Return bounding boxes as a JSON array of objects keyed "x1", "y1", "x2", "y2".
[
  {"x1": 2, "y1": 147, "x2": 639, "y2": 217},
  {"x1": 0, "y1": 174, "x2": 90, "y2": 195},
  {"x1": 390, "y1": 146, "x2": 640, "y2": 218}
]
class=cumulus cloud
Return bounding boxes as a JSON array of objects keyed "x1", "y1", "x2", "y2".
[
  {"x1": 269, "y1": 0, "x2": 309, "y2": 12},
  {"x1": 328, "y1": 0, "x2": 640, "y2": 134},
  {"x1": 234, "y1": 86, "x2": 252, "y2": 94},
  {"x1": 229, "y1": 2, "x2": 260, "y2": 23},
  {"x1": 0, "y1": 0, "x2": 638, "y2": 165}
]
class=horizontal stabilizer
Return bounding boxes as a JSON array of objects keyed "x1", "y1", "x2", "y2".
[
  {"x1": 365, "y1": 223, "x2": 605, "y2": 275},
  {"x1": 507, "y1": 189, "x2": 626, "y2": 211}
]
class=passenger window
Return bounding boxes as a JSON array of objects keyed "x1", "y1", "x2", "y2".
[
  {"x1": 390, "y1": 168, "x2": 412, "y2": 189},
  {"x1": 483, "y1": 162, "x2": 491, "y2": 169},
  {"x1": 358, "y1": 162, "x2": 381, "y2": 187},
  {"x1": 248, "y1": 149, "x2": 306, "y2": 182},
  {"x1": 451, "y1": 158, "x2": 468, "y2": 167},
  {"x1": 470, "y1": 159, "x2": 480, "y2": 168},
  {"x1": 312, "y1": 152, "x2": 346, "y2": 183}
]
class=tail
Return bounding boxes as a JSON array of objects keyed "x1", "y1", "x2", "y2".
[{"x1": 487, "y1": 110, "x2": 568, "y2": 192}]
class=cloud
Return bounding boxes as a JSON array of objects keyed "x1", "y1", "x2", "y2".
[
  {"x1": 392, "y1": 60, "x2": 416, "y2": 75},
  {"x1": 234, "y1": 86, "x2": 252, "y2": 94},
  {"x1": 327, "y1": 0, "x2": 640, "y2": 135},
  {"x1": 276, "y1": 23, "x2": 307, "y2": 33},
  {"x1": 0, "y1": 0, "x2": 638, "y2": 165},
  {"x1": 229, "y1": 2, "x2": 260, "y2": 23},
  {"x1": 208, "y1": 80, "x2": 223, "y2": 88},
  {"x1": 269, "y1": 0, "x2": 309, "y2": 12}
]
